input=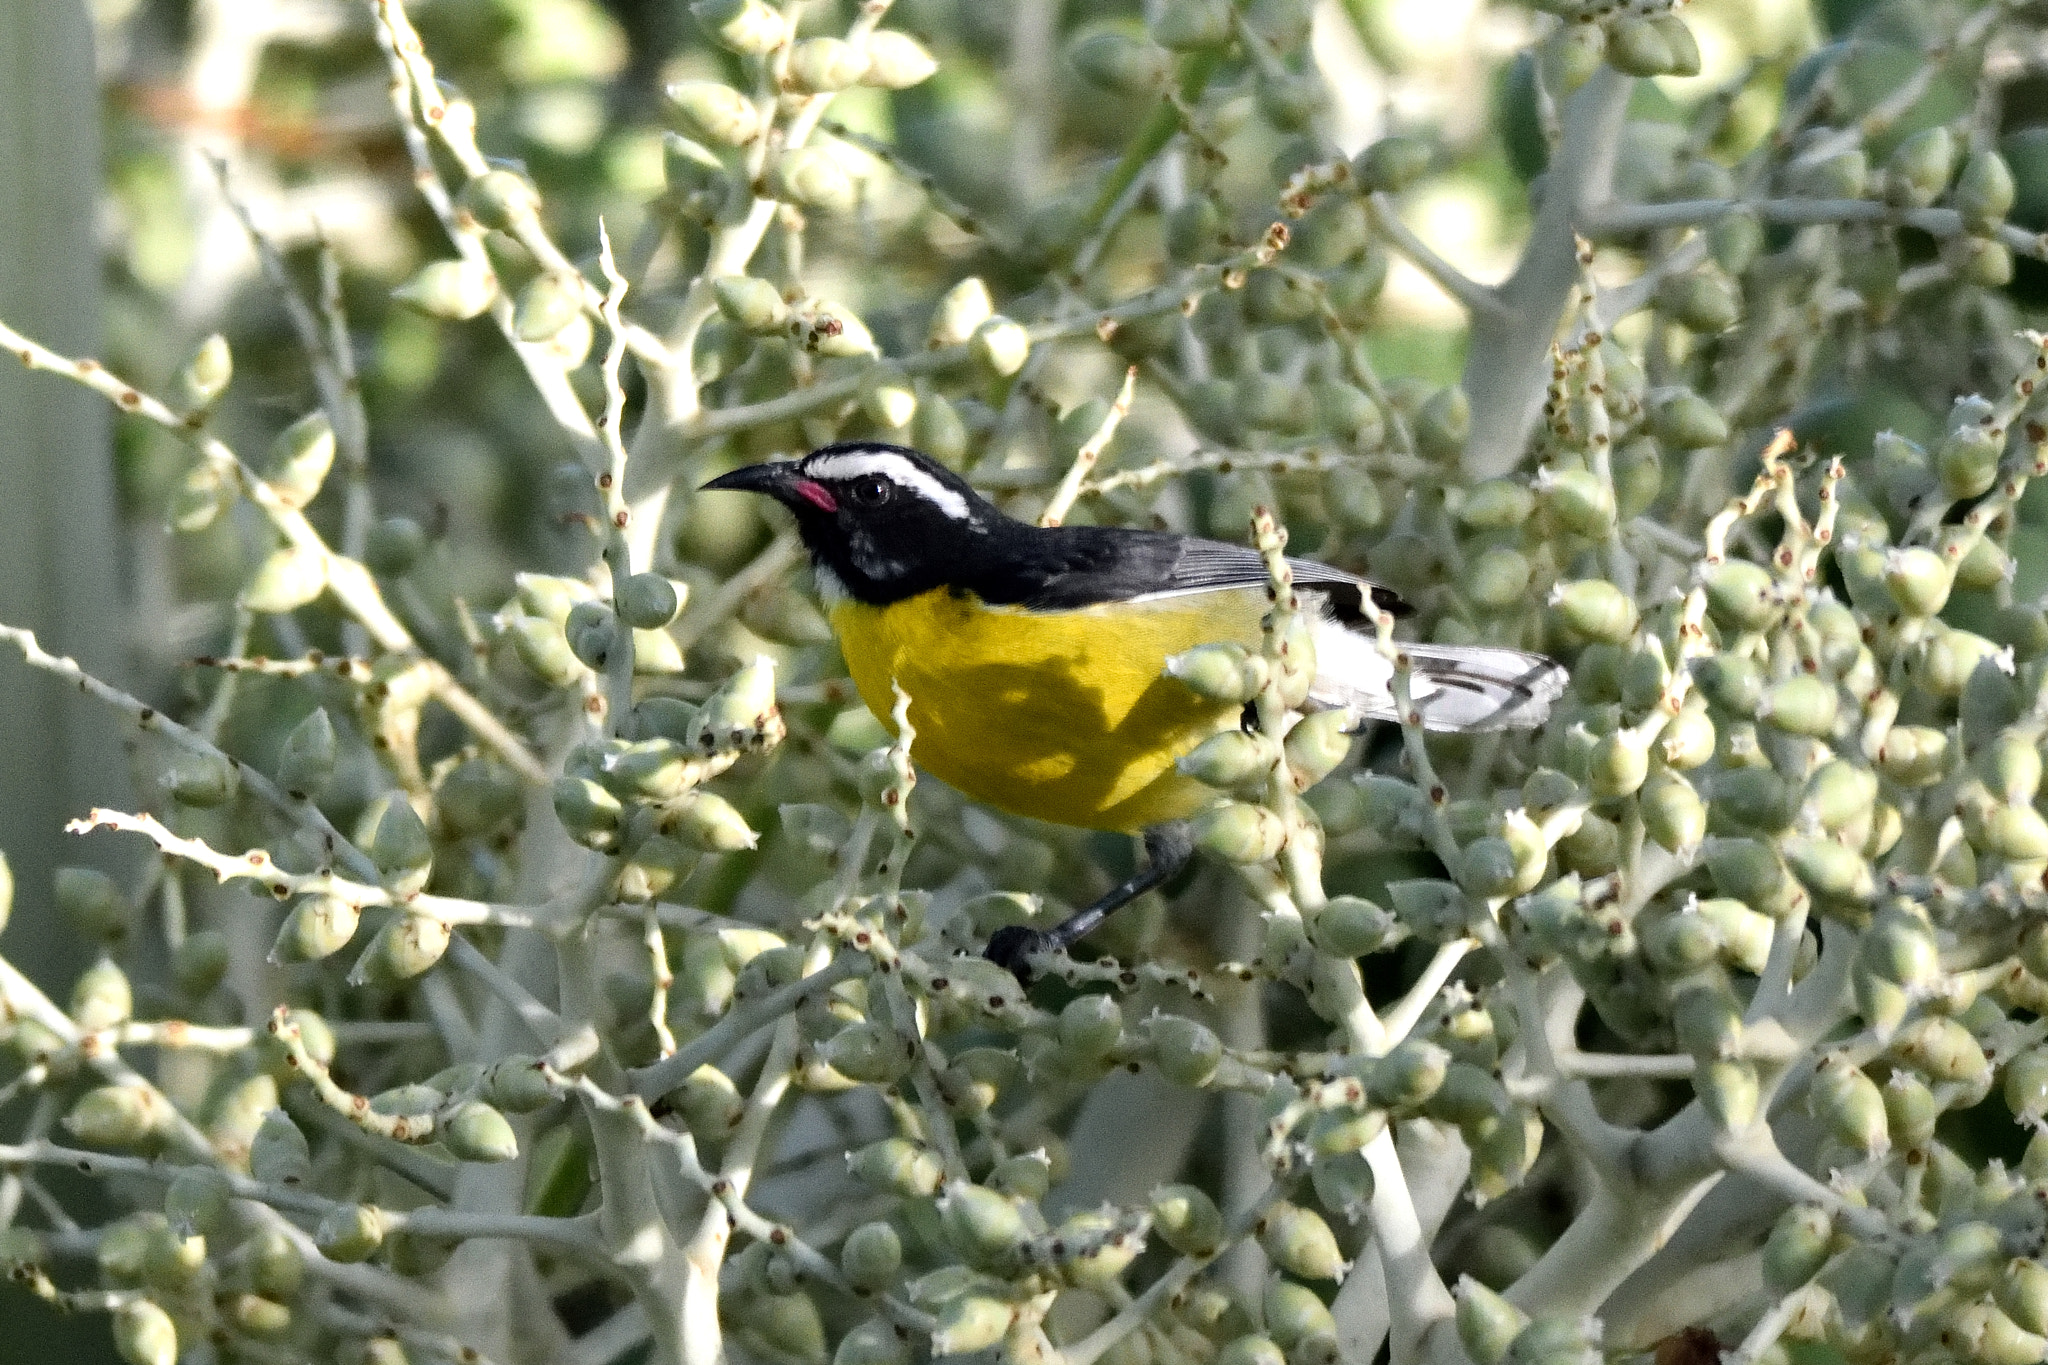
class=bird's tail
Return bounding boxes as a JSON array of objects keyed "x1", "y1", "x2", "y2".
[{"x1": 1311, "y1": 630, "x2": 1569, "y2": 733}]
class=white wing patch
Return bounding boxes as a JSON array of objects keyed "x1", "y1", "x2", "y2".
[
  {"x1": 1308, "y1": 611, "x2": 1566, "y2": 731},
  {"x1": 805, "y1": 448, "x2": 972, "y2": 522}
]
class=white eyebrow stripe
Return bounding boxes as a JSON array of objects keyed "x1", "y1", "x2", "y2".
[{"x1": 805, "y1": 450, "x2": 971, "y2": 521}]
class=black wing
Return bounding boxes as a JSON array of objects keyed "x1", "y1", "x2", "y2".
[{"x1": 961, "y1": 524, "x2": 1410, "y2": 621}]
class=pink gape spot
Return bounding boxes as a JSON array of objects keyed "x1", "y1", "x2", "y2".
[{"x1": 792, "y1": 479, "x2": 837, "y2": 513}]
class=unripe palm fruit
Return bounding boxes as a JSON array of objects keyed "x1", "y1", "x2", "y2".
[
  {"x1": 2004, "y1": 1048, "x2": 2048, "y2": 1121},
  {"x1": 1151, "y1": 1014, "x2": 1223, "y2": 1087},
  {"x1": 1456, "y1": 1276, "x2": 1529, "y2": 1365},
  {"x1": 172, "y1": 929, "x2": 229, "y2": 997},
  {"x1": 1651, "y1": 14, "x2": 1701, "y2": 75},
  {"x1": 444, "y1": 1100, "x2": 519, "y2": 1162},
  {"x1": 1956, "y1": 235, "x2": 2015, "y2": 286},
  {"x1": 1586, "y1": 728, "x2": 1651, "y2": 799},
  {"x1": 66, "y1": 1084, "x2": 162, "y2": 1149},
  {"x1": 928, "y1": 277, "x2": 994, "y2": 348},
  {"x1": 1760, "y1": 675, "x2": 1838, "y2": 737},
  {"x1": 274, "y1": 892, "x2": 360, "y2": 963},
  {"x1": 1890, "y1": 1015, "x2": 1991, "y2": 1086},
  {"x1": 1539, "y1": 469, "x2": 1617, "y2": 537},
  {"x1": 1762, "y1": 1204, "x2": 1833, "y2": 1291},
  {"x1": 1641, "y1": 770, "x2": 1707, "y2": 853},
  {"x1": 1416, "y1": 387, "x2": 1470, "y2": 461},
  {"x1": 1460, "y1": 479, "x2": 1536, "y2": 530},
  {"x1": 1885, "y1": 545, "x2": 1955, "y2": 617},
  {"x1": 1309, "y1": 895, "x2": 1395, "y2": 958},
  {"x1": 787, "y1": 36, "x2": 868, "y2": 93},
  {"x1": 1368, "y1": 1039, "x2": 1451, "y2": 1109},
  {"x1": 1550, "y1": 580, "x2": 1638, "y2": 643},
  {"x1": 1877, "y1": 725, "x2": 1949, "y2": 786},
  {"x1": 861, "y1": 30, "x2": 937, "y2": 88},
  {"x1": 113, "y1": 1298, "x2": 178, "y2": 1365},
  {"x1": 1152, "y1": 0, "x2": 1232, "y2": 50},
  {"x1": 825, "y1": 1021, "x2": 912, "y2": 1085},
  {"x1": 1691, "y1": 898, "x2": 1770, "y2": 973},
  {"x1": 1606, "y1": 16, "x2": 1674, "y2": 76},
  {"x1": 366, "y1": 796, "x2": 434, "y2": 894},
  {"x1": 1695, "y1": 1058, "x2": 1760, "y2": 1130},
  {"x1": 1982, "y1": 803, "x2": 2048, "y2": 861},
  {"x1": 939, "y1": 1183, "x2": 1027, "y2": 1270},
  {"x1": 1938, "y1": 422, "x2": 2003, "y2": 500},
  {"x1": 1995, "y1": 1259, "x2": 2048, "y2": 1337},
  {"x1": 1710, "y1": 208, "x2": 1764, "y2": 274},
  {"x1": 665, "y1": 81, "x2": 762, "y2": 147},
  {"x1": 772, "y1": 146, "x2": 858, "y2": 213},
  {"x1": 1069, "y1": 28, "x2": 1171, "y2": 95},
  {"x1": 276, "y1": 706, "x2": 337, "y2": 801},
  {"x1": 250, "y1": 1108, "x2": 311, "y2": 1185},
  {"x1": 1643, "y1": 905, "x2": 1720, "y2": 975},
  {"x1": 1265, "y1": 1282, "x2": 1337, "y2": 1352},
  {"x1": 1193, "y1": 801, "x2": 1285, "y2": 864},
  {"x1": 714, "y1": 276, "x2": 788, "y2": 334},
  {"x1": 933, "y1": 1296, "x2": 1012, "y2": 1356},
  {"x1": 1059, "y1": 993, "x2": 1124, "y2": 1063},
  {"x1": 1468, "y1": 548, "x2": 1532, "y2": 611},
  {"x1": 263, "y1": 411, "x2": 336, "y2": 510},
  {"x1": 513, "y1": 272, "x2": 583, "y2": 342},
  {"x1": 72, "y1": 956, "x2": 132, "y2": 1031},
  {"x1": 833, "y1": 1222, "x2": 902, "y2": 1295},
  {"x1": 56, "y1": 866, "x2": 128, "y2": 945},
  {"x1": 1957, "y1": 150, "x2": 2018, "y2": 232},
  {"x1": 1886, "y1": 125, "x2": 1955, "y2": 208},
  {"x1": 553, "y1": 776, "x2": 623, "y2": 850},
  {"x1": 349, "y1": 912, "x2": 453, "y2": 985},
  {"x1": 1179, "y1": 730, "x2": 1278, "y2": 788},
  {"x1": 243, "y1": 545, "x2": 328, "y2": 612},
  {"x1": 1151, "y1": 1183, "x2": 1225, "y2": 1257},
  {"x1": 1658, "y1": 269, "x2": 1740, "y2": 333},
  {"x1": 1649, "y1": 390, "x2": 1729, "y2": 450},
  {"x1": 1703, "y1": 561, "x2": 1778, "y2": 633},
  {"x1": 848, "y1": 1137, "x2": 942, "y2": 1197},
  {"x1": 836, "y1": 1319, "x2": 909, "y2": 1365},
  {"x1": 971, "y1": 316, "x2": 1031, "y2": 376},
  {"x1": 1258, "y1": 1202, "x2": 1346, "y2": 1281},
  {"x1": 1808, "y1": 1055, "x2": 1888, "y2": 1153},
  {"x1": 1216, "y1": 1336, "x2": 1286, "y2": 1365},
  {"x1": 317, "y1": 1203, "x2": 385, "y2": 1262},
  {"x1": 1353, "y1": 135, "x2": 1433, "y2": 192},
  {"x1": 1285, "y1": 711, "x2": 1353, "y2": 790},
  {"x1": 1662, "y1": 707, "x2": 1716, "y2": 770},
  {"x1": 393, "y1": 259, "x2": 496, "y2": 320},
  {"x1": 692, "y1": 0, "x2": 785, "y2": 53},
  {"x1": 175, "y1": 332, "x2": 232, "y2": 411},
  {"x1": 617, "y1": 573, "x2": 682, "y2": 631},
  {"x1": 1860, "y1": 912, "x2": 1937, "y2": 991}
]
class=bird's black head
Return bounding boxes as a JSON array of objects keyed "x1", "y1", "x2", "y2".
[{"x1": 702, "y1": 442, "x2": 1003, "y2": 604}]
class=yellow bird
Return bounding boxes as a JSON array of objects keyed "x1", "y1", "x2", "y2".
[{"x1": 706, "y1": 442, "x2": 1565, "y2": 975}]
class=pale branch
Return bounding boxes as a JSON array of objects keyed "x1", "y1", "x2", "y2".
[
  {"x1": 1041, "y1": 366, "x2": 1138, "y2": 528},
  {"x1": 1365, "y1": 192, "x2": 1508, "y2": 320},
  {"x1": 67, "y1": 806, "x2": 543, "y2": 930}
]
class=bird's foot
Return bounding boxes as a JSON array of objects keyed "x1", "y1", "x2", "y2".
[{"x1": 983, "y1": 925, "x2": 1053, "y2": 984}]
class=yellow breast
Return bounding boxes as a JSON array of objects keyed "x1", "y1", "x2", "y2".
[{"x1": 830, "y1": 588, "x2": 1267, "y2": 831}]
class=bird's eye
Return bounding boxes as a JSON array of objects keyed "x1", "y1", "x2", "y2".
[{"x1": 847, "y1": 475, "x2": 891, "y2": 507}]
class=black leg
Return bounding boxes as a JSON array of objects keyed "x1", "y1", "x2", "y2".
[{"x1": 984, "y1": 822, "x2": 1195, "y2": 983}]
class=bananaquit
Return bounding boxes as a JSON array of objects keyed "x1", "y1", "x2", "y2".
[{"x1": 705, "y1": 441, "x2": 1566, "y2": 976}]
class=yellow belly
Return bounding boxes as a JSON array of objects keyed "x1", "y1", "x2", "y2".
[{"x1": 830, "y1": 588, "x2": 1266, "y2": 831}]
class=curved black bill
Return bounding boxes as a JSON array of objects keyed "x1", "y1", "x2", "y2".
[{"x1": 701, "y1": 462, "x2": 797, "y2": 495}]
